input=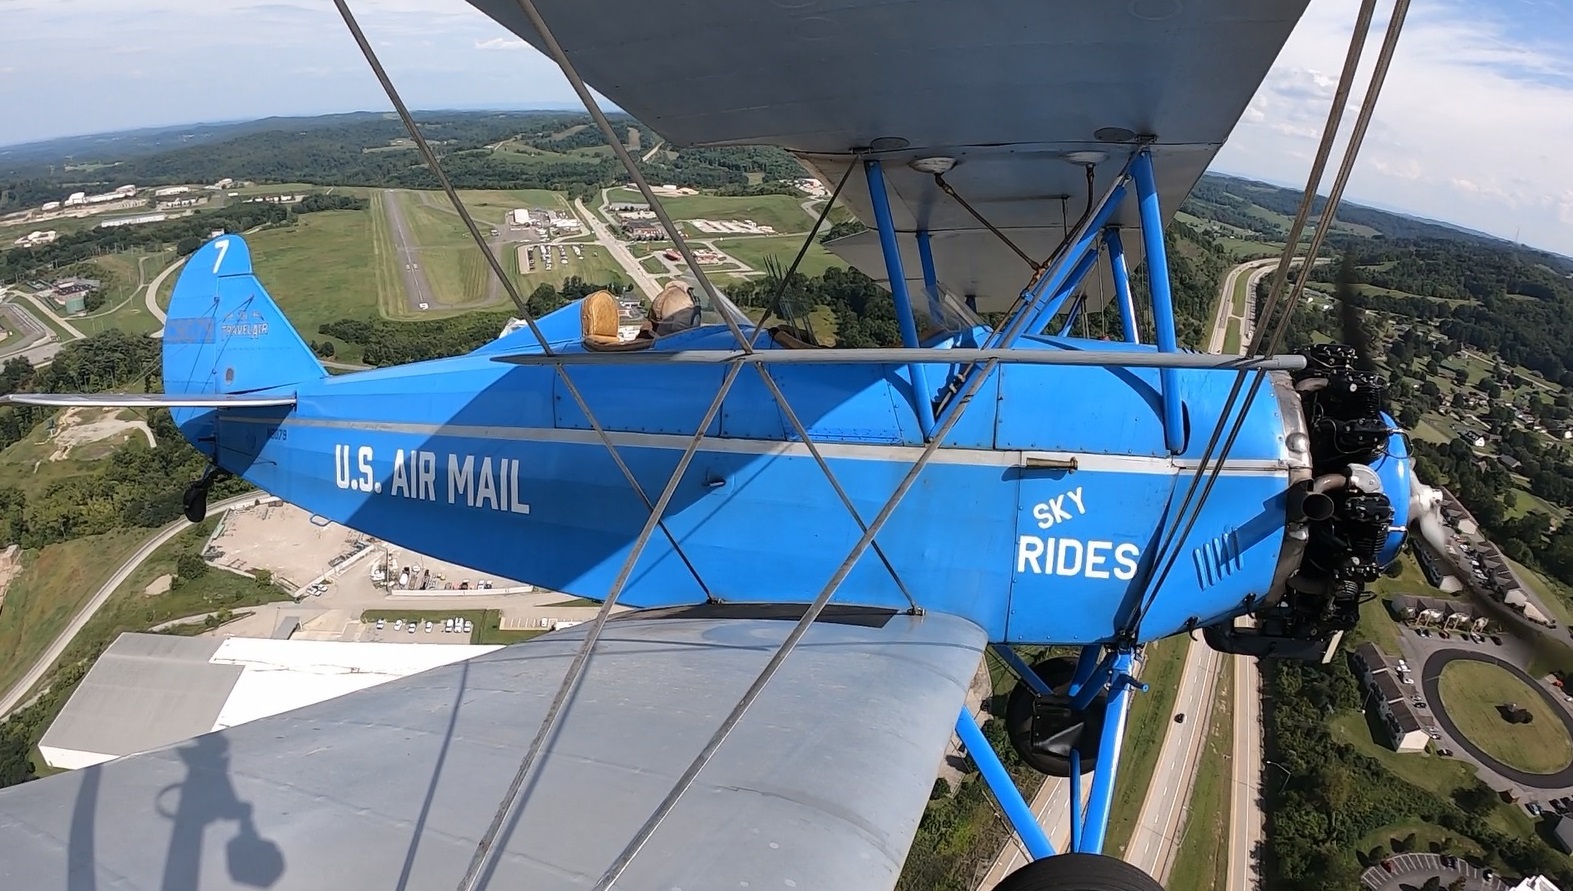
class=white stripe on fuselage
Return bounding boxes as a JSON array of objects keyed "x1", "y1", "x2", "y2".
[{"x1": 223, "y1": 415, "x2": 1293, "y2": 476}]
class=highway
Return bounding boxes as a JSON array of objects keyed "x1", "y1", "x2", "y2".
[
  {"x1": 576, "y1": 195, "x2": 664, "y2": 298},
  {"x1": 1206, "y1": 257, "x2": 1277, "y2": 353},
  {"x1": 0, "y1": 493, "x2": 265, "y2": 718},
  {"x1": 1227, "y1": 641, "x2": 1265, "y2": 891},
  {"x1": 1125, "y1": 641, "x2": 1224, "y2": 881}
]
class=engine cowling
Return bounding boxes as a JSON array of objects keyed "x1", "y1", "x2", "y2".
[{"x1": 1205, "y1": 343, "x2": 1407, "y2": 661}]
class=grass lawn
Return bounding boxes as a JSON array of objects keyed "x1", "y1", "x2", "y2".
[
  {"x1": 1231, "y1": 269, "x2": 1249, "y2": 315},
  {"x1": 1437, "y1": 661, "x2": 1573, "y2": 774},
  {"x1": 708, "y1": 235, "x2": 842, "y2": 277},
  {"x1": 1167, "y1": 655, "x2": 1233, "y2": 891},
  {"x1": 248, "y1": 209, "x2": 382, "y2": 360},
  {"x1": 0, "y1": 529, "x2": 147, "y2": 701},
  {"x1": 605, "y1": 187, "x2": 813, "y2": 234},
  {"x1": 1358, "y1": 819, "x2": 1486, "y2": 861},
  {"x1": 1104, "y1": 634, "x2": 1189, "y2": 856},
  {"x1": 1218, "y1": 238, "x2": 1283, "y2": 261},
  {"x1": 360, "y1": 607, "x2": 546, "y2": 645},
  {"x1": 1222, "y1": 318, "x2": 1242, "y2": 354}
]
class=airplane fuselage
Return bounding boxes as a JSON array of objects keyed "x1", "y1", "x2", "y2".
[{"x1": 177, "y1": 323, "x2": 1308, "y2": 645}]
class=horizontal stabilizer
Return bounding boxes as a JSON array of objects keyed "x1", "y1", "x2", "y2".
[{"x1": 0, "y1": 393, "x2": 297, "y2": 408}]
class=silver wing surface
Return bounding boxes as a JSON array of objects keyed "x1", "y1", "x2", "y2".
[
  {"x1": 0, "y1": 608, "x2": 986, "y2": 891},
  {"x1": 463, "y1": 0, "x2": 1311, "y2": 311}
]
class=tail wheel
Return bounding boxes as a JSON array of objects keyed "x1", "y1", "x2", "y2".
[
  {"x1": 183, "y1": 484, "x2": 208, "y2": 524},
  {"x1": 1003, "y1": 656, "x2": 1107, "y2": 777},
  {"x1": 995, "y1": 853, "x2": 1163, "y2": 891}
]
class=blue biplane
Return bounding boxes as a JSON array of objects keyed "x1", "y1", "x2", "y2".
[{"x1": 0, "y1": 0, "x2": 1426, "y2": 888}]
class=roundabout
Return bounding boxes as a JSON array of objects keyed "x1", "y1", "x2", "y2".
[{"x1": 1420, "y1": 648, "x2": 1573, "y2": 788}]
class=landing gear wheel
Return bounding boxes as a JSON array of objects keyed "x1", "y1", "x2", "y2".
[
  {"x1": 182, "y1": 484, "x2": 208, "y2": 524},
  {"x1": 1004, "y1": 656, "x2": 1108, "y2": 777},
  {"x1": 995, "y1": 853, "x2": 1164, "y2": 891}
]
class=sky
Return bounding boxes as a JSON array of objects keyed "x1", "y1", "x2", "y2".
[{"x1": 2, "y1": 0, "x2": 1570, "y2": 256}]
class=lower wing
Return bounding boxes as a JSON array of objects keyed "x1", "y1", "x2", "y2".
[{"x1": 0, "y1": 606, "x2": 985, "y2": 890}]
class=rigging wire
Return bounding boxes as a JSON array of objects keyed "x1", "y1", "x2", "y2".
[
  {"x1": 505, "y1": 0, "x2": 755, "y2": 355},
  {"x1": 326, "y1": 0, "x2": 713, "y2": 598},
  {"x1": 1121, "y1": 0, "x2": 1408, "y2": 640},
  {"x1": 590, "y1": 360, "x2": 1001, "y2": 890},
  {"x1": 749, "y1": 159, "x2": 858, "y2": 346}
]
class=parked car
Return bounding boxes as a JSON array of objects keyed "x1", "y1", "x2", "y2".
[{"x1": 1437, "y1": 747, "x2": 1453, "y2": 756}]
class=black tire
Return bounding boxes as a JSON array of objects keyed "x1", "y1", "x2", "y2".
[
  {"x1": 1004, "y1": 656, "x2": 1106, "y2": 777},
  {"x1": 183, "y1": 485, "x2": 207, "y2": 524},
  {"x1": 994, "y1": 853, "x2": 1164, "y2": 891}
]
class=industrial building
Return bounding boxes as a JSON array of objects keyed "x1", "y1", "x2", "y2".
[
  {"x1": 11, "y1": 230, "x2": 56, "y2": 248},
  {"x1": 39, "y1": 632, "x2": 501, "y2": 770},
  {"x1": 98, "y1": 212, "x2": 169, "y2": 229}
]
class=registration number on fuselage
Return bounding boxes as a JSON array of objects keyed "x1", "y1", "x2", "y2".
[{"x1": 332, "y1": 445, "x2": 530, "y2": 514}]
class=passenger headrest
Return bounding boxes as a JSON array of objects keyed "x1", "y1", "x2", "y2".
[{"x1": 580, "y1": 290, "x2": 621, "y2": 344}]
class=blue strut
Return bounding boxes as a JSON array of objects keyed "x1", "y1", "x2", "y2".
[
  {"x1": 955, "y1": 708, "x2": 1055, "y2": 860},
  {"x1": 1104, "y1": 228, "x2": 1141, "y2": 344},
  {"x1": 865, "y1": 159, "x2": 937, "y2": 439},
  {"x1": 1130, "y1": 151, "x2": 1183, "y2": 453}
]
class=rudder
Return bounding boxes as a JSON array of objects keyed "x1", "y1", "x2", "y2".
[{"x1": 162, "y1": 234, "x2": 324, "y2": 397}]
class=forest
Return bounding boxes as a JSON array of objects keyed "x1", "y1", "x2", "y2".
[
  {"x1": 1263, "y1": 656, "x2": 1573, "y2": 890},
  {"x1": 0, "y1": 111, "x2": 809, "y2": 211}
]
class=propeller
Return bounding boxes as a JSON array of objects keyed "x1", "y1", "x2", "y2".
[{"x1": 1335, "y1": 255, "x2": 1456, "y2": 558}]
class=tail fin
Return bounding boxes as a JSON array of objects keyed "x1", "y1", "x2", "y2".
[{"x1": 162, "y1": 234, "x2": 325, "y2": 397}]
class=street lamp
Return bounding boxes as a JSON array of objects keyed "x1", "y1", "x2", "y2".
[{"x1": 1264, "y1": 759, "x2": 1292, "y2": 795}]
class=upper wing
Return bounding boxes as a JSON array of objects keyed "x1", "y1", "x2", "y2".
[
  {"x1": 0, "y1": 393, "x2": 297, "y2": 408},
  {"x1": 463, "y1": 0, "x2": 1310, "y2": 309},
  {"x1": 0, "y1": 608, "x2": 985, "y2": 891}
]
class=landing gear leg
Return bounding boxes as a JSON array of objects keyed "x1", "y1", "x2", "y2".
[
  {"x1": 1003, "y1": 653, "x2": 1110, "y2": 777},
  {"x1": 182, "y1": 466, "x2": 232, "y2": 523}
]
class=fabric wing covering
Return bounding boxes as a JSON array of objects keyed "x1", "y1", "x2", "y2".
[
  {"x1": 0, "y1": 609, "x2": 987, "y2": 890},
  {"x1": 462, "y1": 0, "x2": 1311, "y2": 312}
]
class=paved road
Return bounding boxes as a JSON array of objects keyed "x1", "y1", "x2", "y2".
[
  {"x1": 1227, "y1": 647, "x2": 1265, "y2": 891},
  {"x1": 1125, "y1": 640, "x2": 1223, "y2": 882},
  {"x1": 144, "y1": 254, "x2": 185, "y2": 332},
  {"x1": 0, "y1": 493, "x2": 266, "y2": 718},
  {"x1": 15, "y1": 288, "x2": 84, "y2": 341},
  {"x1": 0, "y1": 298, "x2": 51, "y2": 360},
  {"x1": 1361, "y1": 851, "x2": 1508, "y2": 891},
  {"x1": 1207, "y1": 257, "x2": 1277, "y2": 353},
  {"x1": 579, "y1": 195, "x2": 664, "y2": 299},
  {"x1": 382, "y1": 189, "x2": 438, "y2": 313}
]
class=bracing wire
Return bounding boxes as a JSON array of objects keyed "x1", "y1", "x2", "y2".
[
  {"x1": 749, "y1": 159, "x2": 858, "y2": 346},
  {"x1": 327, "y1": 0, "x2": 714, "y2": 599},
  {"x1": 1121, "y1": 0, "x2": 1409, "y2": 639}
]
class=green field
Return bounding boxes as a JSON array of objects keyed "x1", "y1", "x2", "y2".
[
  {"x1": 709, "y1": 235, "x2": 842, "y2": 277},
  {"x1": 1438, "y1": 661, "x2": 1573, "y2": 774},
  {"x1": 605, "y1": 188, "x2": 813, "y2": 234},
  {"x1": 1223, "y1": 318, "x2": 1242, "y2": 354},
  {"x1": 0, "y1": 530, "x2": 148, "y2": 702},
  {"x1": 1231, "y1": 269, "x2": 1250, "y2": 316},
  {"x1": 248, "y1": 209, "x2": 383, "y2": 359},
  {"x1": 1168, "y1": 659, "x2": 1233, "y2": 891}
]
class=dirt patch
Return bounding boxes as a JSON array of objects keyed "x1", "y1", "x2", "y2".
[
  {"x1": 145, "y1": 574, "x2": 173, "y2": 597},
  {"x1": 0, "y1": 545, "x2": 19, "y2": 615},
  {"x1": 47, "y1": 407, "x2": 156, "y2": 462}
]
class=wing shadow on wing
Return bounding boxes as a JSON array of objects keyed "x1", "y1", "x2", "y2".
[
  {"x1": 394, "y1": 660, "x2": 471, "y2": 891},
  {"x1": 63, "y1": 732, "x2": 288, "y2": 891}
]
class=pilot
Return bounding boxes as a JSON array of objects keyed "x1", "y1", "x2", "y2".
[{"x1": 648, "y1": 282, "x2": 700, "y2": 336}]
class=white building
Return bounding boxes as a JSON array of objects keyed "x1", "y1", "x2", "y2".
[
  {"x1": 153, "y1": 185, "x2": 191, "y2": 197},
  {"x1": 63, "y1": 191, "x2": 87, "y2": 206},
  {"x1": 40, "y1": 200, "x2": 60, "y2": 211},
  {"x1": 12, "y1": 230, "x2": 57, "y2": 247},
  {"x1": 98, "y1": 212, "x2": 169, "y2": 229}
]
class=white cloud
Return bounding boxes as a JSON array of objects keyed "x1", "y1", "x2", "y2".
[
  {"x1": 1214, "y1": 0, "x2": 1573, "y2": 255},
  {"x1": 474, "y1": 37, "x2": 528, "y2": 51}
]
